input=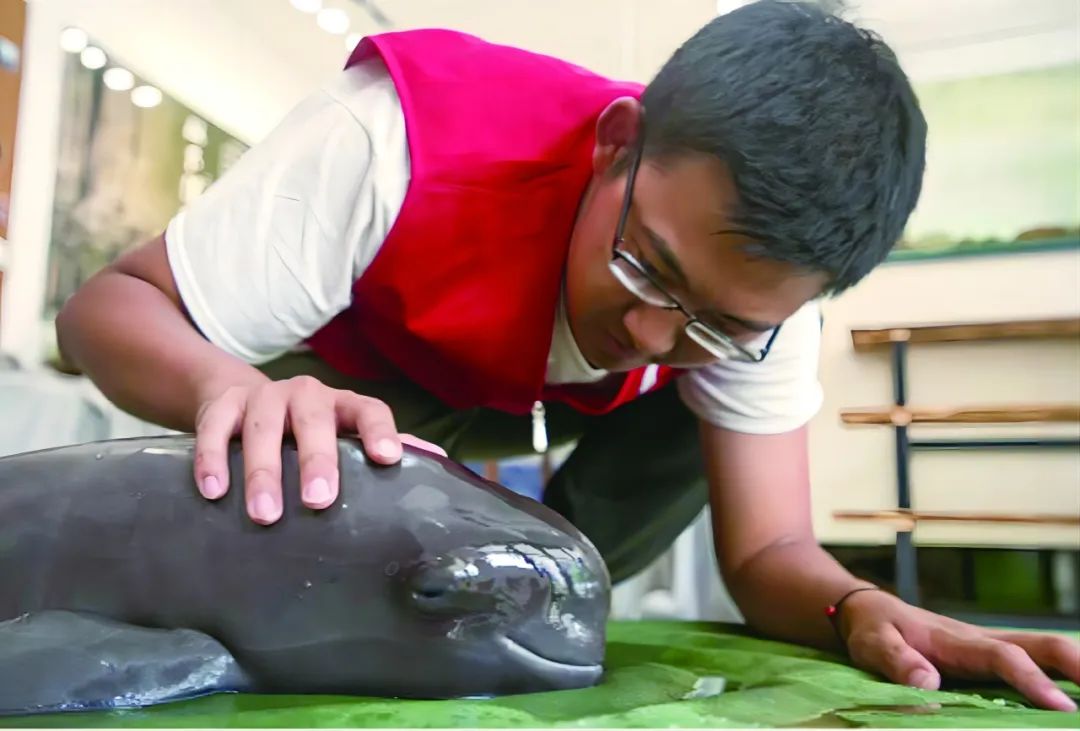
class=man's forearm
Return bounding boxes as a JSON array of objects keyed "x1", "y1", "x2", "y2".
[
  {"x1": 57, "y1": 268, "x2": 268, "y2": 431},
  {"x1": 723, "y1": 538, "x2": 874, "y2": 650}
]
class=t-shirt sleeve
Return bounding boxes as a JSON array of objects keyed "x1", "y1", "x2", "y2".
[
  {"x1": 164, "y1": 60, "x2": 405, "y2": 364},
  {"x1": 677, "y1": 300, "x2": 824, "y2": 434}
]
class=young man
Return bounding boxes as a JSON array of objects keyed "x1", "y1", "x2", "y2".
[{"x1": 56, "y1": 1, "x2": 1078, "y2": 711}]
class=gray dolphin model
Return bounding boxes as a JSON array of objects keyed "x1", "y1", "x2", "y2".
[{"x1": 0, "y1": 436, "x2": 610, "y2": 715}]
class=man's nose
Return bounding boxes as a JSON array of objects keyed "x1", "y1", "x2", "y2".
[{"x1": 623, "y1": 304, "x2": 683, "y2": 359}]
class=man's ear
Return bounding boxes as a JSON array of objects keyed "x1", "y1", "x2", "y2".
[{"x1": 592, "y1": 97, "x2": 643, "y2": 177}]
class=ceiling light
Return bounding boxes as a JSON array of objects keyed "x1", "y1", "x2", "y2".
[
  {"x1": 59, "y1": 27, "x2": 88, "y2": 54},
  {"x1": 103, "y1": 67, "x2": 135, "y2": 91},
  {"x1": 345, "y1": 32, "x2": 363, "y2": 51},
  {"x1": 79, "y1": 46, "x2": 107, "y2": 70},
  {"x1": 131, "y1": 85, "x2": 163, "y2": 109},
  {"x1": 316, "y1": 7, "x2": 349, "y2": 35},
  {"x1": 290, "y1": 0, "x2": 321, "y2": 13}
]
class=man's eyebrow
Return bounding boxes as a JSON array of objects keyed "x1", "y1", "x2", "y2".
[
  {"x1": 641, "y1": 225, "x2": 780, "y2": 334},
  {"x1": 642, "y1": 225, "x2": 689, "y2": 287}
]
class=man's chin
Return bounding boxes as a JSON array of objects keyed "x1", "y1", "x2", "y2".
[
  {"x1": 603, "y1": 360, "x2": 641, "y2": 374},
  {"x1": 586, "y1": 351, "x2": 641, "y2": 374}
]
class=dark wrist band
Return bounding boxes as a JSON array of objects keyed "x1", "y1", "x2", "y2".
[{"x1": 825, "y1": 585, "x2": 881, "y2": 648}]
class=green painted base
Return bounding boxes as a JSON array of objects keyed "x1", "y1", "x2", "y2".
[{"x1": 4, "y1": 621, "x2": 1078, "y2": 728}]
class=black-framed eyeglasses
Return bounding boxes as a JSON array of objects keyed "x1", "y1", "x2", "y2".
[{"x1": 608, "y1": 145, "x2": 781, "y2": 363}]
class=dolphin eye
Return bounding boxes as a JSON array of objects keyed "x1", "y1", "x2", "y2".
[
  {"x1": 411, "y1": 569, "x2": 452, "y2": 599},
  {"x1": 413, "y1": 582, "x2": 452, "y2": 605},
  {"x1": 408, "y1": 564, "x2": 497, "y2": 616},
  {"x1": 408, "y1": 566, "x2": 465, "y2": 614}
]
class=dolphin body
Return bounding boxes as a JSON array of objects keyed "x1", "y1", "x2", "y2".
[{"x1": 0, "y1": 436, "x2": 610, "y2": 714}]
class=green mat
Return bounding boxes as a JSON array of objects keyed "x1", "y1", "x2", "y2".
[{"x1": 4, "y1": 621, "x2": 1077, "y2": 728}]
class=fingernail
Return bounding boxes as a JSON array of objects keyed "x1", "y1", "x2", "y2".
[
  {"x1": 1049, "y1": 688, "x2": 1077, "y2": 712},
  {"x1": 907, "y1": 670, "x2": 938, "y2": 690},
  {"x1": 201, "y1": 475, "x2": 224, "y2": 500},
  {"x1": 375, "y1": 438, "x2": 399, "y2": 460},
  {"x1": 304, "y1": 477, "x2": 332, "y2": 505},
  {"x1": 250, "y1": 493, "x2": 280, "y2": 523}
]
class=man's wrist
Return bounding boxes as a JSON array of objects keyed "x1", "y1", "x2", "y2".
[{"x1": 826, "y1": 584, "x2": 885, "y2": 647}]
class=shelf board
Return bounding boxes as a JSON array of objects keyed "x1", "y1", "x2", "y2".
[
  {"x1": 840, "y1": 404, "x2": 1080, "y2": 426},
  {"x1": 851, "y1": 317, "x2": 1080, "y2": 351},
  {"x1": 834, "y1": 509, "x2": 1080, "y2": 531}
]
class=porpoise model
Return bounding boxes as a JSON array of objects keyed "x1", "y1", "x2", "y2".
[{"x1": 0, "y1": 436, "x2": 610, "y2": 714}]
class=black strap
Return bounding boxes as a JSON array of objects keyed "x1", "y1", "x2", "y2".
[{"x1": 825, "y1": 585, "x2": 882, "y2": 649}]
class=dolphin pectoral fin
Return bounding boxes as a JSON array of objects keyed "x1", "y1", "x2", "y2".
[{"x1": 0, "y1": 610, "x2": 252, "y2": 716}]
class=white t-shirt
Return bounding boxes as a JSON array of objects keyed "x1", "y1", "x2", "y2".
[{"x1": 165, "y1": 59, "x2": 824, "y2": 434}]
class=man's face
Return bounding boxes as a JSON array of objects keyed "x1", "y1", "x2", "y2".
[{"x1": 565, "y1": 144, "x2": 828, "y2": 373}]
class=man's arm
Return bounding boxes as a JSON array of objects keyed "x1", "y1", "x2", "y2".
[
  {"x1": 702, "y1": 422, "x2": 866, "y2": 649},
  {"x1": 57, "y1": 229, "x2": 407, "y2": 525},
  {"x1": 56, "y1": 234, "x2": 268, "y2": 431},
  {"x1": 56, "y1": 59, "x2": 416, "y2": 524},
  {"x1": 703, "y1": 421, "x2": 1080, "y2": 711}
]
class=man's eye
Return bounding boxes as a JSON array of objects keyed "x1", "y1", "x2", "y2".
[
  {"x1": 629, "y1": 241, "x2": 665, "y2": 279},
  {"x1": 639, "y1": 256, "x2": 663, "y2": 278}
]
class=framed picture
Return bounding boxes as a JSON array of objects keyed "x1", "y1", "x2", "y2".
[
  {"x1": 895, "y1": 63, "x2": 1080, "y2": 260},
  {"x1": 44, "y1": 44, "x2": 247, "y2": 319}
]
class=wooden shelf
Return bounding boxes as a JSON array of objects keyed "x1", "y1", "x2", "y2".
[
  {"x1": 841, "y1": 404, "x2": 1080, "y2": 426},
  {"x1": 841, "y1": 315, "x2": 1080, "y2": 603},
  {"x1": 835, "y1": 509, "x2": 1080, "y2": 532},
  {"x1": 851, "y1": 317, "x2": 1080, "y2": 351}
]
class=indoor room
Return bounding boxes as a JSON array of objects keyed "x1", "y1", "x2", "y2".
[{"x1": 0, "y1": 0, "x2": 1077, "y2": 727}]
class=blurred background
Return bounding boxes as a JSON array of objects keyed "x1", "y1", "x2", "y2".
[{"x1": 0, "y1": 0, "x2": 1077, "y2": 628}]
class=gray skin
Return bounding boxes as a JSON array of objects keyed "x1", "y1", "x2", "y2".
[{"x1": 0, "y1": 436, "x2": 610, "y2": 706}]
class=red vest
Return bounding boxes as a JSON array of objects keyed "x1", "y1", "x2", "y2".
[{"x1": 307, "y1": 30, "x2": 677, "y2": 415}]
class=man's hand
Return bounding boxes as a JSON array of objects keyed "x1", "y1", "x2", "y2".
[
  {"x1": 193, "y1": 376, "x2": 446, "y2": 525},
  {"x1": 841, "y1": 588, "x2": 1080, "y2": 712},
  {"x1": 699, "y1": 421, "x2": 1078, "y2": 713}
]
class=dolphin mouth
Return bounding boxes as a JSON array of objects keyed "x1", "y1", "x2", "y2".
[{"x1": 497, "y1": 635, "x2": 603, "y2": 686}]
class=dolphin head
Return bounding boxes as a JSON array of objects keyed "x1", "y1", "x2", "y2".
[
  {"x1": 234, "y1": 442, "x2": 612, "y2": 699},
  {"x1": 401, "y1": 525, "x2": 609, "y2": 694},
  {"x1": 371, "y1": 448, "x2": 610, "y2": 696}
]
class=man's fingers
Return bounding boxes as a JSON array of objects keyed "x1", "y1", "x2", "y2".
[
  {"x1": 193, "y1": 378, "x2": 396, "y2": 521},
  {"x1": 848, "y1": 623, "x2": 941, "y2": 690},
  {"x1": 337, "y1": 393, "x2": 401, "y2": 465},
  {"x1": 990, "y1": 631, "x2": 1080, "y2": 687},
  {"x1": 400, "y1": 433, "x2": 448, "y2": 457},
  {"x1": 288, "y1": 377, "x2": 340, "y2": 510},
  {"x1": 1042, "y1": 635, "x2": 1080, "y2": 687},
  {"x1": 193, "y1": 386, "x2": 246, "y2": 500},
  {"x1": 987, "y1": 641, "x2": 1078, "y2": 712},
  {"x1": 933, "y1": 634, "x2": 1077, "y2": 712},
  {"x1": 241, "y1": 384, "x2": 288, "y2": 525}
]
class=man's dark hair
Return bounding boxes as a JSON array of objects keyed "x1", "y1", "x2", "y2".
[{"x1": 641, "y1": 0, "x2": 927, "y2": 294}]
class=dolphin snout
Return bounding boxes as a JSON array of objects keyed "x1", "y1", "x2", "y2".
[
  {"x1": 502, "y1": 544, "x2": 608, "y2": 668},
  {"x1": 406, "y1": 542, "x2": 607, "y2": 666}
]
